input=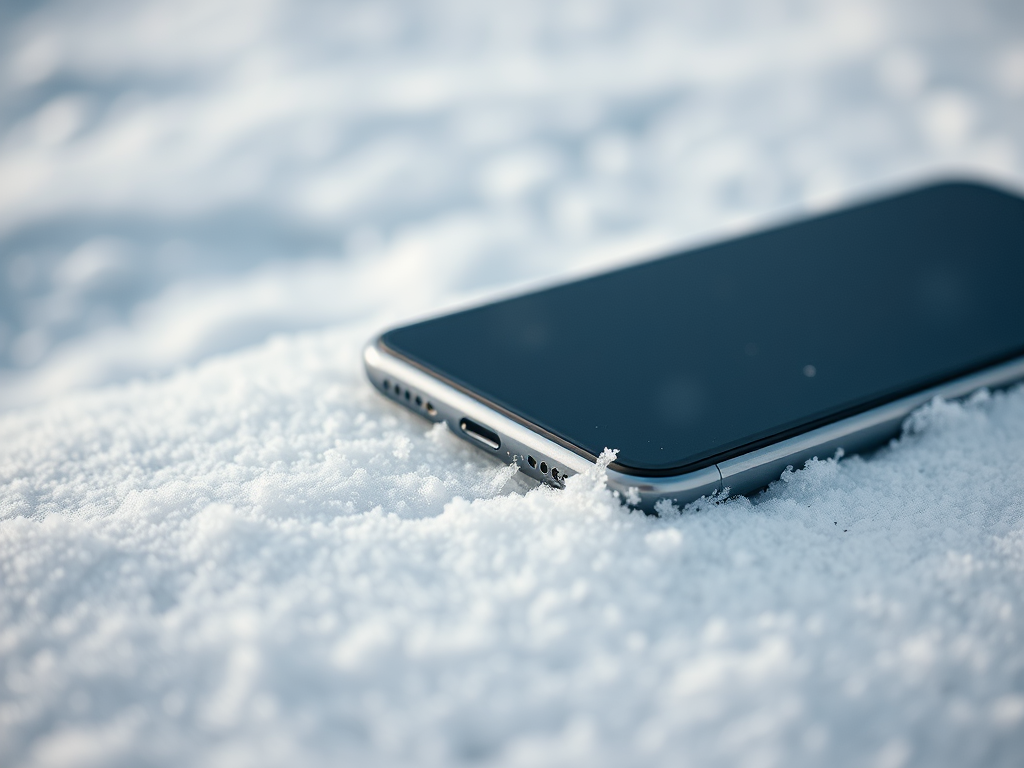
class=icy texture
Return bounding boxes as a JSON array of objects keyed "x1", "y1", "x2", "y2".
[
  {"x1": 2, "y1": 330, "x2": 1024, "y2": 767},
  {"x1": 2, "y1": 0, "x2": 1024, "y2": 766}
]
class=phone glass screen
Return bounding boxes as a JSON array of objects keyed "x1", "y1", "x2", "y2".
[{"x1": 381, "y1": 183, "x2": 1024, "y2": 475}]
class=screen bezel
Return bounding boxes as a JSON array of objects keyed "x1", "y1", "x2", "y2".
[
  {"x1": 379, "y1": 178, "x2": 1024, "y2": 478},
  {"x1": 378, "y1": 336, "x2": 1024, "y2": 478}
]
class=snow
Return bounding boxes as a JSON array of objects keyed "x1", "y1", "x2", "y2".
[{"x1": 2, "y1": 1, "x2": 1024, "y2": 766}]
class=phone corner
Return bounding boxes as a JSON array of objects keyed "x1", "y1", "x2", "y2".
[
  {"x1": 917, "y1": 171, "x2": 1024, "y2": 201},
  {"x1": 604, "y1": 463, "x2": 723, "y2": 514}
]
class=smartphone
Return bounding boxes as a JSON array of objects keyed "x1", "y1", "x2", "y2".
[{"x1": 364, "y1": 180, "x2": 1024, "y2": 510}]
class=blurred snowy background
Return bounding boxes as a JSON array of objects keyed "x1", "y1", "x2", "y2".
[
  {"x1": 2, "y1": 1, "x2": 1024, "y2": 767},
  {"x1": 1, "y1": 0, "x2": 1023, "y2": 407}
]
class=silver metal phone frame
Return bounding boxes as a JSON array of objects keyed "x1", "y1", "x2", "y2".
[{"x1": 365, "y1": 341, "x2": 1024, "y2": 511}]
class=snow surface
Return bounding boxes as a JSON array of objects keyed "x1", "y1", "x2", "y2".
[{"x1": 2, "y1": 0, "x2": 1024, "y2": 766}]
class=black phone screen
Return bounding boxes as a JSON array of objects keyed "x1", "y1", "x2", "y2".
[{"x1": 381, "y1": 182, "x2": 1024, "y2": 476}]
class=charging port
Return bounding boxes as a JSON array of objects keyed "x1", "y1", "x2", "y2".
[{"x1": 459, "y1": 418, "x2": 501, "y2": 450}]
